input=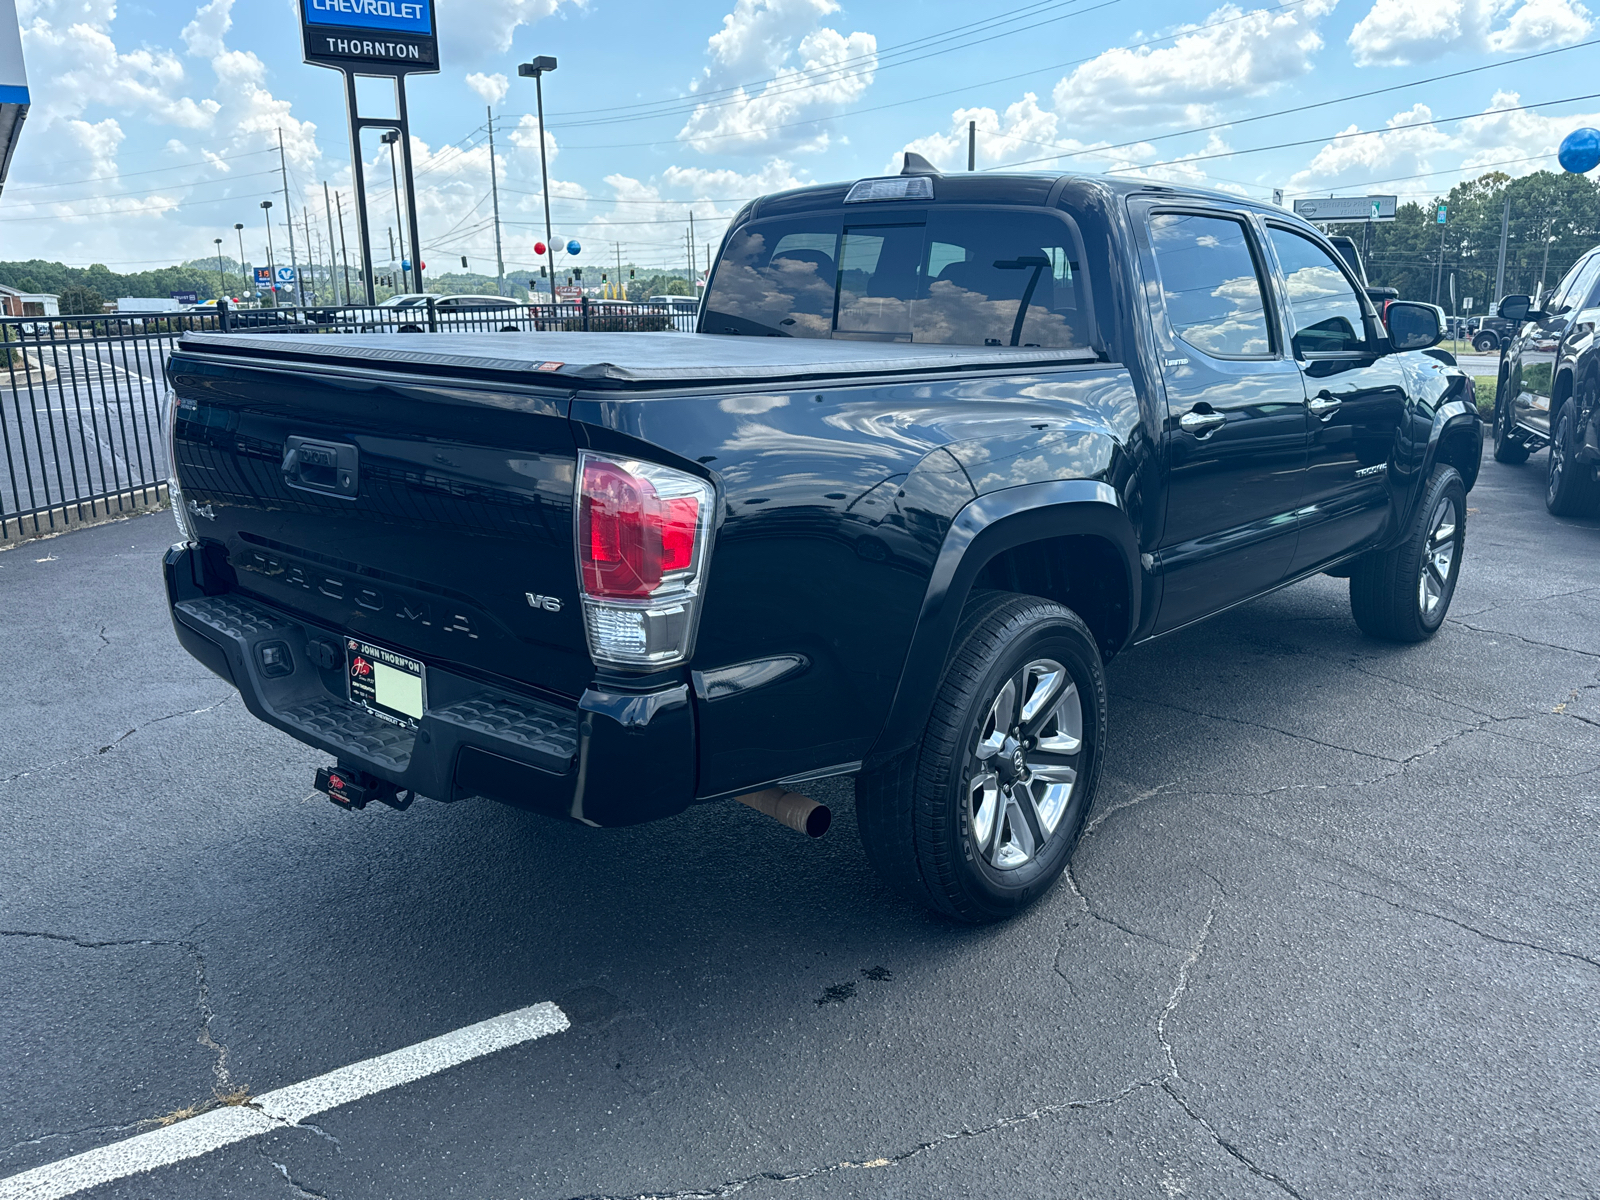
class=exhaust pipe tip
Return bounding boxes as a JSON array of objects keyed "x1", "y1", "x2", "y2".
[{"x1": 735, "y1": 787, "x2": 831, "y2": 838}]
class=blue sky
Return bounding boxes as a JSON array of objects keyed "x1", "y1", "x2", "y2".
[{"x1": 4, "y1": 0, "x2": 1598, "y2": 282}]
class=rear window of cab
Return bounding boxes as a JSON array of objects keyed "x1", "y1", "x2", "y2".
[{"x1": 702, "y1": 207, "x2": 1095, "y2": 351}]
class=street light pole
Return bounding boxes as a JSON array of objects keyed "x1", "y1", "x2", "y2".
[
  {"x1": 213, "y1": 238, "x2": 226, "y2": 300},
  {"x1": 261, "y1": 200, "x2": 277, "y2": 306},
  {"x1": 381, "y1": 130, "x2": 409, "y2": 293},
  {"x1": 234, "y1": 223, "x2": 246, "y2": 298},
  {"x1": 518, "y1": 56, "x2": 559, "y2": 301}
]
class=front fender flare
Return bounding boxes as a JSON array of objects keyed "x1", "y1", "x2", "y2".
[{"x1": 864, "y1": 479, "x2": 1139, "y2": 766}]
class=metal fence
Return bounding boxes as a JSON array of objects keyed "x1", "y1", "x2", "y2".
[{"x1": 0, "y1": 297, "x2": 700, "y2": 544}]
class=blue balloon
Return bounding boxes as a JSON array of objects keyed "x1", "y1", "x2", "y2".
[
  {"x1": 401, "y1": 259, "x2": 412, "y2": 270},
  {"x1": 566, "y1": 239, "x2": 581, "y2": 255},
  {"x1": 1558, "y1": 127, "x2": 1600, "y2": 174}
]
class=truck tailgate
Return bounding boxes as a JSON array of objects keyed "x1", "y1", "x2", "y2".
[{"x1": 168, "y1": 342, "x2": 589, "y2": 704}]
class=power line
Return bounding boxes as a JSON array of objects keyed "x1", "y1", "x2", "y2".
[
  {"x1": 0, "y1": 168, "x2": 282, "y2": 208},
  {"x1": 981, "y1": 37, "x2": 1600, "y2": 171},
  {"x1": 2, "y1": 147, "x2": 277, "y2": 192},
  {"x1": 987, "y1": 91, "x2": 1600, "y2": 174},
  {"x1": 547, "y1": 0, "x2": 1313, "y2": 151},
  {"x1": 0, "y1": 186, "x2": 280, "y2": 222},
  {"x1": 547, "y1": 0, "x2": 1120, "y2": 133},
  {"x1": 544, "y1": 0, "x2": 1092, "y2": 125}
]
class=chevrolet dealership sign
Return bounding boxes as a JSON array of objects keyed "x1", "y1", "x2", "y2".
[{"x1": 301, "y1": 0, "x2": 438, "y2": 71}]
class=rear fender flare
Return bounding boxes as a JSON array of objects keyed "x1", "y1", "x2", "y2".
[{"x1": 864, "y1": 479, "x2": 1139, "y2": 765}]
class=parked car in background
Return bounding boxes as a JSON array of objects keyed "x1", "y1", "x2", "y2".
[
  {"x1": 164, "y1": 166, "x2": 1481, "y2": 923},
  {"x1": 431, "y1": 294, "x2": 531, "y2": 332},
  {"x1": 1492, "y1": 247, "x2": 1600, "y2": 516},
  {"x1": 1466, "y1": 315, "x2": 1514, "y2": 353},
  {"x1": 648, "y1": 295, "x2": 699, "y2": 314}
]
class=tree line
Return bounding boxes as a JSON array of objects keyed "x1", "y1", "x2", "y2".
[{"x1": 1357, "y1": 169, "x2": 1600, "y2": 312}]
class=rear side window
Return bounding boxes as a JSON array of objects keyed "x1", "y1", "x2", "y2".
[
  {"x1": 1266, "y1": 227, "x2": 1369, "y2": 354},
  {"x1": 701, "y1": 210, "x2": 1092, "y2": 349},
  {"x1": 1146, "y1": 212, "x2": 1273, "y2": 358}
]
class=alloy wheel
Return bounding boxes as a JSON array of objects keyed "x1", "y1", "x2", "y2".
[
  {"x1": 1417, "y1": 496, "x2": 1459, "y2": 617},
  {"x1": 967, "y1": 659, "x2": 1084, "y2": 871}
]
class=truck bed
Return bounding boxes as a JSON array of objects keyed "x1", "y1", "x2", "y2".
[{"x1": 180, "y1": 331, "x2": 1098, "y2": 388}]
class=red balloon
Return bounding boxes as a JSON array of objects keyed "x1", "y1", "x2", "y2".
[
  {"x1": 534, "y1": 241, "x2": 547, "y2": 256},
  {"x1": 419, "y1": 261, "x2": 426, "y2": 271}
]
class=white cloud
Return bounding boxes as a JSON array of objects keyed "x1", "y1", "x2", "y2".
[
  {"x1": 678, "y1": 0, "x2": 877, "y2": 154},
  {"x1": 891, "y1": 95, "x2": 1062, "y2": 174},
  {"x1": 465, "y1": 72, "x2": 509, "y2": 107},
  {"x1": 436, "y1": 0, "x2": 580, "y2": 62},
  {"x1": 1348, "y1": 0, "x2": 1591, "y2": 66},
  {"x1": 1284, "y1": 90, "x2": 1600, "y2": 196},
  {"x1": 1053, "y1": 1, "x2": 1336, "y2": 129}
]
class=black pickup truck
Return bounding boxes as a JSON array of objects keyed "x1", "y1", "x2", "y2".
[{"x1": 163, "y1": 166, "x2": 1482, "y2": 922}]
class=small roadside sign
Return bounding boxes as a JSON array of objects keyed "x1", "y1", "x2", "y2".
[
  {"x1": 1464, "y1": 297, "x2": 1474, "y2": 311},
  {"x1": 555, "y1": 285, "x2": 582, "y2": 301},
  {"x1": 253, "y1": 267, "x2": 272, "y2": 290},
  {"x1": 170, "y1": 290, "x2": 198, "y2": 304},
  {"x1": 276, "y1": 265, "x2": 297, "y2": 284},
  {"x1": 1436, "y1": 204, "x2": 1448, "y2": 224}
]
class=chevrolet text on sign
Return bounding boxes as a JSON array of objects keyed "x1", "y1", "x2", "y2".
[{"x1": 300, "y1": 0, "x2": 437, "y2": 72}]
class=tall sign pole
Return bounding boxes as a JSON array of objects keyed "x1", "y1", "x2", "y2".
[
  {"x1": 299, "y1": 0, "x2": 439, "y2": 305},
  {"x1": 1493, "y1": 193, "x2": 1511, "y2": 306},
  {"x1": 277, "y1": 128, "x2": 301, "y2": 305}
]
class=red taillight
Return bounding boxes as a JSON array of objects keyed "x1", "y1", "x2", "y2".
[{"x1": 579, "y1": 457, "x2": 702, "y2": 598}]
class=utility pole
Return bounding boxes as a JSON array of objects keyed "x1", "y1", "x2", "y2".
[
  {"x1": 688, "y1": 211, "x2": 697, "y2": 289},
  {"x1": 1493, "y1": 193, "x2": 1511, "y2": 306},
  {"x1": 335, "y1": 191, "x2": 354, "y2": 305},
  {"x1": 1432, "y1": 204, "x2": 1447, "y2": 306},
  {"x1": 1539, "y1": 213, "x2": 1556, "y2": 303},
  {"x1": 277, "y1": 128, "x2": 301, "y2": 306},
  {"x1": 388, "y1": 226, "x2": 397, "y2": 289},
  {"x1": 614, "y1": 242, "x2": 623, "y2": 300},
  {"x1": 234, "y1": 222, "x2": 246, "y2": 297},
  {"x1": 968, "y1": 120, "x2": 976, "y2": 171},
  {"x1": 324, "y1": 182, "x2": 342, "y2": 305},
  {"x1": 302, "y1": 204, "x2": 317, "y2": 304},
  {"x1": 486, "y1": 106, "x2": 506, "y2": 298}
]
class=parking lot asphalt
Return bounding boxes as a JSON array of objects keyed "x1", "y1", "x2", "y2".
[{"x1": 2, "y1": 450, "x2": 1598, "y2": 1200}]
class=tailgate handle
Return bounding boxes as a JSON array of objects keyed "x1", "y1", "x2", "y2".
[{"x1": 283, "y1": 436, "x2": 359, "y2": 499}]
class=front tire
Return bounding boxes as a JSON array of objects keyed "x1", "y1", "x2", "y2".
[
  {"x1": 1349, "y1": 465, "x2": 1466, "y2": 642},
  {"x1": 1546, "y1": 399, "x2": 1600, "y2": 517},
  {"x1": 856, "y1": 594, "x2": 1106, "y2": 923},
  {"x1": 1473, "y1": 334, "x2": 1498, "y2": 353}
]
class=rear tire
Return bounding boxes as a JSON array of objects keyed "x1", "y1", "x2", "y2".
[
  {"x1": 856, "y1": 594, "x2": 1106, "y2": 923},
  {"x1": 1493, "y1": 386, "x2": 1530, "y2": 465},
  {"x1": 1473, "y1": 334, "x2": 1498, "y2": 353},
  {"x1": 1349, "y1": 465, "x2": 1466, "y2": 643},
  {"x1": 1546, "y1": 399, "x2": 1600, "y2": 517}
]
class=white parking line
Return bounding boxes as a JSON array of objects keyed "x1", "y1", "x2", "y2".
[{"x1": 0, "y1": 1002, "x2": 570, "y2": 1200}]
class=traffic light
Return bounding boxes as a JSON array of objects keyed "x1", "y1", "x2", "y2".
[{"x1": 460, "y1": 255, "x2": 468, "y2": 268}]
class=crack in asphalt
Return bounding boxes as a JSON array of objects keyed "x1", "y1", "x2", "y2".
[
  {"x1": 1160, "y1": 1081, "x2": 1307, "y2": 1200},
  {"x1": 1445, "y1": 619, "x2": 1600, "y2": 660},
  {"x1": 263, "y1": 1149, "x2": 332, "y2": 1199},
  {"x1": 0, "y1": 693, "x2": 235, "y2": 785},
  {"x1": 1061, "y1": 859, "x2": 1181, "y2": 950},
  {"x1": 1327, "y1": 881, "x2": 1600, "y2": 974},
  {"x1": 0, "y1": 928, "x2": 233, "y2": 1108},
  {"x1": 1123, "y1": 696, "x2": 1401, "y2": 764}
]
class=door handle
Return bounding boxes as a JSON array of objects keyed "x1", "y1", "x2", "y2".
[
  {"x1": 1178, "y1": 408, "x2": 1227, "y2": 438},
  {"x1": 1308, "y1": 391, "x2": 1342, "y2": 420}
]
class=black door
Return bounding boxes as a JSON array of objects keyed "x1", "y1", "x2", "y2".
[
  {"x1": 1262, "y1": 223, "x2": 1409, "y2": 574},
  {"x1": 1508, "y1": 251, "x2": 1600, "y2": 442},
  {"x1": 1131, "y1": 203, "x2": 1309, "y2": 633}
]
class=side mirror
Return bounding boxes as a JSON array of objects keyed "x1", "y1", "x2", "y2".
[
  {"x1": 1384, "y1": 300, "x2": 1445, "y2": 352},
  {"x1": 1498, "y1": 294, "x2": 1533, "y2": 322}
]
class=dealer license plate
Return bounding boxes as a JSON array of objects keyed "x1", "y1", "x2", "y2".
[{"x1": 346, "y1": 638, "x2": 426, "y2": 728}]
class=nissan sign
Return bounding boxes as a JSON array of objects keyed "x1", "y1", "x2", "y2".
[{"x1": 300, "y1": 0, "x2": 438, "y2": 73}]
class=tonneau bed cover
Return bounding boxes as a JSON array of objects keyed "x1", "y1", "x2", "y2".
[{"x1": 176, "y1": 330, "x2": 1099, "y2": 388}]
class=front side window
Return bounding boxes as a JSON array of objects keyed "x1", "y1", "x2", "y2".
[
  {"x1": 1550, "y1": 253, "x2": 1600, "y2": 313},
  {"x1": 701, "y1": 210, "x2": 1092, "y2": 349},
  {"x1": 1146, "y1": 212, "x2": 1273, "y2": 358},
  {"x1": 1267, "y1": 227, "x2": 1369, "y2": 354}
]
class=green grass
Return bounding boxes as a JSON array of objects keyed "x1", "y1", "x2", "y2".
[{"x1": 1473, "y1": 376, "x2": 1496, "y2": 418}]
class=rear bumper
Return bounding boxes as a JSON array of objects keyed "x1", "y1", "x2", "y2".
[{"x1": 163, "y1": 544, "x2": 696, "y2": 827}]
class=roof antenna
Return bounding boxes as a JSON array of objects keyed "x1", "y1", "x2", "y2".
[{"x1": 901, "y1": 151, "x2": 943, "y2": 177}]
